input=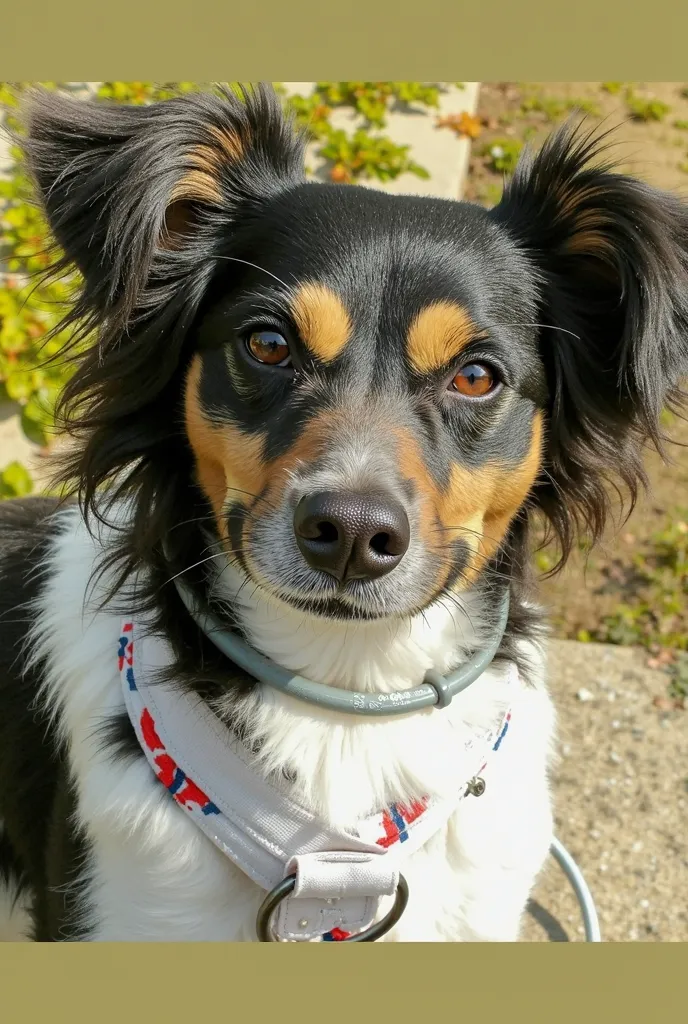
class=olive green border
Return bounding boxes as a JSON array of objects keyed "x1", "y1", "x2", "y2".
[
  {"x1": 1, "y1": 2, "x2": 687, "y2": 1021},
  {"x1": 2, "y1": 0, "x2": 688, "y2": 78},
  {"x1": 1, "y1": 944, "x2": 685, "y2": 1020}
]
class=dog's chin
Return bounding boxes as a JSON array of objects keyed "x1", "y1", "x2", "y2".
[
  {"x1": 267, "y1": 588, "x2": 407, "y2": 623},
  {"x1": 234, "y1": 564, "x2": 432, "y2": 623}
]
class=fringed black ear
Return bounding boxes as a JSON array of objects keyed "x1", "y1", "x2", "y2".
[
  {"x1": 18, "y1": 84, "x2": 306, "y2": 522},
  {"x1": 491, "y1": 121, "x2": 688, "y2": 563},
  {"x1": 21, "y1": 83, "x2": 306, "y2": 342}
]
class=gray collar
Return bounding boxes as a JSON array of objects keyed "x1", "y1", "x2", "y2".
[{"x1": 173, "y1": 578, "x2": 510, "y2": 717}]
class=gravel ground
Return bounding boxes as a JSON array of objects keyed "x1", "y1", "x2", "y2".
[{"x1": 521, "y1": 639, "x2": 687, "y2": 942}]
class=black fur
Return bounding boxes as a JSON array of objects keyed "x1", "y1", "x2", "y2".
[
  {"x1": 1, "y1": 85, "x2": 687, "y2": 938},
  {"x1": 493, "y1": 122, "x2": 688, "y2": 564},
  {"x1": 0, "y1": 497, "x2": 90, "y2": 939}
]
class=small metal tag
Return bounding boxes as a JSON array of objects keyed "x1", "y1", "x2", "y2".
[{"x1": 465, "y1": 776, "x2": 486, "y2": 798}]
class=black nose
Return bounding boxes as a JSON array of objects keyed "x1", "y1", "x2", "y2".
[{"x1": 293, "y1": 491, "x2": 410, "y2": 582}]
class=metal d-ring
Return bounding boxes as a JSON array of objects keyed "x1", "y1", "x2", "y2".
[{"x1": 256, "y1": 873, "x2": 410, "y2": 942}]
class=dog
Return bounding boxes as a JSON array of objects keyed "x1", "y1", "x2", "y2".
[{"x1": 0, "y1": 83, "x2": 686, "y2": 942}]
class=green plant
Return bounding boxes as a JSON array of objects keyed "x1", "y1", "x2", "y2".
[
  {"x1": 592, "y1": 513, "x2": 688, "y2": 651},
  {"x1": 520, "y1": 94, "x2": 567, "y2": 120},
  {"x1": 476, "y1": 181, "x2": 503, "y2": 208},
  {"x1": 625, "y1": 90, "x2": 670, "y2": 122},
  {"x1": 320, "y1": 128, "x2": 429, "y2": 184},
  {"x1": 96, "y1": 81, "x2": 205, "y2": 103},
  {"x1": 0, "y1": 460, "x2": 33, "y2": 497},
  {"x1": 1, "y1": 86, "x2": 83, "y2": 454},
  {"x1": 481, "y1": 138, "x2": 523, "y2": 174},
  {"x1": 666, "y1": 653, "x2": 688, "y2": 701},
  {"x1": 283, "y1": 82, "x2": 453, "y2": 183},
  {"x1": 519, "y1": 92, "x2": 600, "y2": 121},
  {"x1": 313, "y1": 81, "x2": 443, "y2": 128}
]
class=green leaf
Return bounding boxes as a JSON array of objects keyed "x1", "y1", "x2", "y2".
[
  {"x1": 0, "y1": 460, "x2": 34, "y2": 498},
  {"x1": 4, "y1": 371, "x2": 33, "y2": 402}
]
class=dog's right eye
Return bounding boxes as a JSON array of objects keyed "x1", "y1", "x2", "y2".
[{"x1": 245, "y1": 329, "x2": 292, "y2": 367}]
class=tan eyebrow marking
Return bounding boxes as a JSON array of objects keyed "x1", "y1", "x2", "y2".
[
  {"x1": 406, "y1": 300, "x2": 485, "y2": 374},
  {"x1": 290, "y1": 282, "x2": 352, "y2": 364}
]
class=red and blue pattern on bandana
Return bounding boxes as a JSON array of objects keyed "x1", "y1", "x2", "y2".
[
  {"x1": 375, "y1": 798, "x2": 428, "y2": 848},
  {"x1": 118, "y1": 622, "x2": 136, "y2": 690},
  {"x1": 493, "y1": 711, "x2": 511, "y2": 750},
  {"x1": 119, "y1": 622, "x2": 220, "y2": 817}
]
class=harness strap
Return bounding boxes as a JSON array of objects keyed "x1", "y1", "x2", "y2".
[{"x1": 118, "y1": 619, "x2": 515, "y2": 941}]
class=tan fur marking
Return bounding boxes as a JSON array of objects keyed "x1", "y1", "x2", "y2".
[
  {"x1": 564, "y1": 226, "x2": 616, "y2": 258},
  {"x1": 468, "y1": 413, "x2": 544, "y2": 577},
  {"x1": 169, "y1": 168, "x2": 222, "y2": 206},
  {"x1": 555, "y1": 185, "x2": 616, "y2": 259},
  {"x1": 168, "y1": 128, "x2": 244, "y2": 209},
  {"x1": 290, "y1": 283, "x2": 352, "y2": 364},
  {"x1": 259, "y1": 408, "x2": 343, "y2": 513},
  {"x1": 184, "y1": 356, "x2": 267, "y2": 538},
  {"x1": 406, "y1": 301, "x2": 484, "y2": 375},
  {"x1": 207, "y1": 124, "x2": 245, "y2": 163},
  {"x1": 397, "y1": 413, "x2": 543, "y2": 590},
  {"x1": 557, "y1": 181, "x2": 603, "y2": 218},
  {"x1": 394, "y1": 427, "x2": 444, "y2": 548}
]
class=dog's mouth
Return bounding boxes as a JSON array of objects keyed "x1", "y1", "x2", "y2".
[
  {"x1": 219, "y1": 488, "x2": 475, "y2": 623},
  {"x1": 224, "y1": 533, "x2": 471, "y2": 623},
  {"x1": 223, "y1": 555, "x2": 403, "y2": 621},
  {"x1": 247, "y1": 572, "x2": 421, "y2": 622}
]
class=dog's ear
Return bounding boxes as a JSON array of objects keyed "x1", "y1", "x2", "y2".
[
  {"x1": 20, "y1": 84, "x2": 306, "y2": 336},
  {"x1": 18, "y1": 85, "x2": 306, "y2": 522},
  {"x1": 491, "y1": 121, "x2": 688, "y2": 562}
]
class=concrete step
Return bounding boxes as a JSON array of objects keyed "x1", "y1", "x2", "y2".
[{"x1": 281, "y1": 82, "x2": 479, "y2": 199}]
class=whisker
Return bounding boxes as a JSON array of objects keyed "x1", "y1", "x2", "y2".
[
  {"x1": 163, "y1": 552, "x2": 228, "y2": 586},
  {"x1": 224, "y1": 485, "x2": 264, "y2": 503},
  {"x1": 489, "y1": 322, "x2": 582, "y2": 341},
  {"x1": 219, "y1": 490, "x2": 279, "y2": 524},
  {"x1": 233, "y1": 572, "x2": 253, "y2": 605},
  {"x1": 432, "y1": 524, "x2": 506, "y2": 549},
  {"x1": 438, "y1": 589, "x2": 475, "y2": 638},
  {"x1": 168, "y1": 512, "x2": 219, "y2": 533},
  {"x1": 444, "y1": 563, "x2": 514, "y2": 586},
  {"x1": 214, "y1": 256, "x2": 293, "y2": 292}
]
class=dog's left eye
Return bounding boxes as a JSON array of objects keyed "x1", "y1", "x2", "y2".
[
  {"x1": 246, "y1": 329, "x2": 292, "y2": 367},
  {"x1": 450, "y1": 362, "x2": 497, "y2": 397}
]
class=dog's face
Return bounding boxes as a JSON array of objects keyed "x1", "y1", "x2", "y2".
[
  {"x1": 23, "y1": 85, "x2": 688, "y2": 620},
  {"x1": 185, "y1": 185, "x2": 545, "y2": 618}
]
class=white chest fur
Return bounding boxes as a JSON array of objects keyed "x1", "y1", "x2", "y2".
[{"x1": 26, "y1": 507, "x2": 556, "y2": 941}]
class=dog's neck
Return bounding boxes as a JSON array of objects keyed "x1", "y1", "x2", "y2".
[
  {"x1": 199, "y1": 554, "x2": 515, "y2": 824},
  {"x1": 211, "y1": 555, "x2": 487, "y2": 696}
]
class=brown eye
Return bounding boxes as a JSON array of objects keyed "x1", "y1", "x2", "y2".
[
  {"x1": 451, "y1": 362, "x2": 496, "y2": 397},
  {"x1": 246, "y1": 330, "x2": 291, "y2": 366}
]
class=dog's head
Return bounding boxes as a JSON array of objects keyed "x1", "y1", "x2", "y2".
[{"x1": 23, "y1": 85, "x2": 688, "y2": 621}]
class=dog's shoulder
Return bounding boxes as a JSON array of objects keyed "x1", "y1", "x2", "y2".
[
  {"x1": 0, "y1": 497, "x2": 95, "y2": 939},
  {"x1": 0, "y1": 495, "x2": 66, "y2": 677},
  {"x1": 0, "y1": 494, "x2": 64, "y2": 566}
]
